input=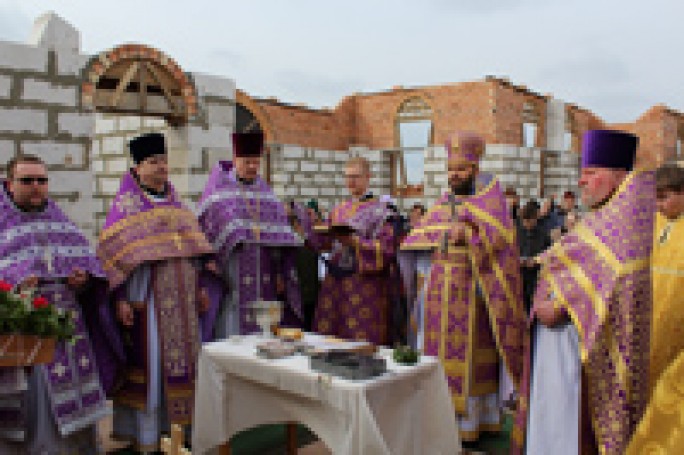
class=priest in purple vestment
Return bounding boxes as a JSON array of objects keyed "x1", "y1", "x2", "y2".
[
  {"x1": 515, "y1": 130, "x2": 654, "y2": 455},
  {"x1": 398, "y1": 132, "x2": 525, "y2": 444},
  {"x1": 309, "y1": 156, "x2": 397, "y2": 346},
  {"x1": 0, "y1": 155, "x2": 109, "y2": 455},
  {"x1": 96, "y1": 133, "x2": 218, "y2": 452},
  {"x1": 197, "y1": 132, "x2": 303, "y2": 337}
]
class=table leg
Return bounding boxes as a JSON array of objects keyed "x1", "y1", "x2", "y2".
[
  {"x1": 286, "y1": 422, "x2": 298, "y2": 455},
  {"x1": 218, "y1": 441, "x2": 231, "y2": 455}
]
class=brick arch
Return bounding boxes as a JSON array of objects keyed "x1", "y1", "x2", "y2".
[
  {"x1": 235, "y1": 90, "x2": 275, "y2": 143},
  {"x1": 392, "y1": 91, "x2": 437, "y2": 147},
  {"x1": 81, "y1": 44, "x2": 198, "y2": 123}
]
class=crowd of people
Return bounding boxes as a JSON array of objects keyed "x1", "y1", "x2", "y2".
[{"x1": 0, "y1": 127, "x2": 682, "y2": 454}]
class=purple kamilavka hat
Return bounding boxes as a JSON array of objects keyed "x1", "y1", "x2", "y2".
[{"x1": 581, "y1": 129, "x2": 638, "y2": 171}]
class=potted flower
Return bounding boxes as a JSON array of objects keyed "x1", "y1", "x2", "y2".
[{"x1": 0, "y1": 280, "x2": 76, "y2": 366}]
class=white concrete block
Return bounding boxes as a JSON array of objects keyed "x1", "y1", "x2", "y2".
[
  {"x1": 205, "y1": 147, "x2": 231, "y2": 167},
  {"x1": 186, "y1": 125, "x2": 231, "y2": 150},
  {"x1": 279, "y1": 160, "x2": 298, "y2": 172},
  {"x1": 144, "y1": 117, "x2": 167, "y2": 128},
  {"x1": 300, "y1": 187, "x2": 320, "y2": 197},
  {"x1": 56, "y1": 52, "x2": 89, "y2": 76},
  {"x1": 432, "y1": 174, "x2": 448, "y2": 186},
  {"x1": 117, "y1": 116, "x2": 144, "y2": 132},
  {"x1": 22, "y1": 79, "x2": 77, "y2": 107},
  {"x1": 320, "y1": 163, "x2": 338, "y2": 173},
  {"x1": 0, "y1": 107, "x2": 48, "y2": 134},
  {"x1": 21, "y1": 141, "x2": 85, "y2": 166},
  {"x1": 90, "y1": 140, "x2": 101, "y2": 157},
  {"x1": 92, "y1": 159, "x2": 104, "y2": 173},
  {"x1": 206, "y1": 103, "x2": 234, "y2": 126},
  {"x1": 300, "y1": 162, "x2": 319, "y2": 172},
  {"x1": 271, "y1": 173, "x2": 291, "y2": 184},
  {"x1": 106, "y1": 158, "x2": 129, "y2": 174},
  {"x1": 100, "y1": 177, "x2": 120, "y2": 194},
  {"x1": 58, "y1": 112, "x2": 94, "y2": 138},
  {"x1": 361, "y1": 151, "x2": 384, "y2": 163},
  {"x1": 481, "y1": 160, "x2": 505, "y2": 171},
  {"x1": 313, "y1": 150, "x2": 331, "y2": 160},
  {"x1": 0, "y1": 140, "x2": 15, "y2": 165},
  {"x1": 28, "y1": 12, "x2": 80, "y2": 53},
  {"x1": 320, "y1": 187, "x2": 337, "y2": 196},
  {"x1": 0, "y1": 41, "x2": 48, "y2": 72},
  {"x1": 94, "y1": 115, "x2": 117, "y2": 134},
  {"x1": 293, "y1": 174, "x2": 311, "y2": 184},
  {"x1": 282, "y1": 186, "x2": 298, "y2": 197},
  {"x1": 334, "y1": 151, "x2": 350, "y2": 162},
  {"x1": 423, "y1": 161, "x2": 445, "y2": 173},
  {"x1": 314, "y1": 174, "x2": 332, "y2": 185},
  {"x1": 0, "y1": 75, "x2": 12, "y2": 99},
  {"x1": 432, "y1": 147, "x2": 447, "y2": 159},
  {"x1": 282, "y1": 145, "x2": 305, "y2": 159},
  {"x1": 101, "y1": 136, "x2": 125, "y2": 155},
  {"x1": 192, "y1": 72, "x2": 236, "y2": 99},
  {"x1": 424, "y1": 187, "x2": 442, "y2": 197},
  {"x1": 370, "y1": 177, "x2": 391, "y2": 187}
]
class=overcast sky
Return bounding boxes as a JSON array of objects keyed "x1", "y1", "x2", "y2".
[{"x1": 0, "y1": 0, "x2": 680, "y2": 123}]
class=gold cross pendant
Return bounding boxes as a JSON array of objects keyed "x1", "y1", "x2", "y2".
[{"x1": 173, "y1": 233, "x2": 183, "y2": 251}]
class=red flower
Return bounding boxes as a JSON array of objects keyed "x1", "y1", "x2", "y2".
[
  {"x1": 0, "y1": 281, "x2": 12, "y2": 293},
  {"x1": 32, "y1": 296, "x2": 49, "y2": 309}
]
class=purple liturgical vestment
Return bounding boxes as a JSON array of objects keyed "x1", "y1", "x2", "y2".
[
  {"x1": 310, "y1": 195, "x2": 396, "y2": 345},
  {"x1": 197, "y1": 161, "x2": 303, "y2": 337},
  {"x1": 399, "y1": 173, "x2": 525, "y2": 442},
  {"x1": 0, "y1": 181, "x2": 109, "y2": 451},
  {"x1": 513, "y1": 170, "x2": 655, "y2": 455},
  {"x1": 96, "y1": 171, "x2": 216, "y2": 443}
]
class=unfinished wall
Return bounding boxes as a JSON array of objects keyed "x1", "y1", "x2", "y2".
[
  {"x1": 0, "y1": 13, "x2": 236, "y2": 240},
  {"x1": 0, "y1": 13, "x2": 97, "y2": 237}
]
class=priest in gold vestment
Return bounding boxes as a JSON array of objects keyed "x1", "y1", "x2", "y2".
[
  {"x1": 399, "y1": 131, "x2": 525, "y2": 444},
  {"x1": 649, "y1": 163, "x2": 684, "y2": 392}
]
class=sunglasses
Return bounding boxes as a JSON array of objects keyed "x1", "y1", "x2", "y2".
[{"x1": 16, "y1": 177, "x2": 48, "y2": 185}]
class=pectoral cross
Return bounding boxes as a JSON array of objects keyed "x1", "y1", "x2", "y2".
[{"x1": 173, "y1": 233, "x2": 183, "y2": 251}]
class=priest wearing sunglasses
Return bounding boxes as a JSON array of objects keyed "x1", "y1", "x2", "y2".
[{"x1": 0, "y1": 154, "x2": 110, "y2": 454}]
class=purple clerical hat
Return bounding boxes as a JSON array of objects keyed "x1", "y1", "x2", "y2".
[
  {"x1": 232, "y1": 132, "x2": 264, "y2": 157},
  {"x1": 581, "y1": 129, "x2": 638, "y2": 171}
]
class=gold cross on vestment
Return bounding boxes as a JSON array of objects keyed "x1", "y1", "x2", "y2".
[{"x1": 173, "y1": 233, "x2": 183, "y2": 251}]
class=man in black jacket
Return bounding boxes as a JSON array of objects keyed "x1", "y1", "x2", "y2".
[{"x1": 517, "y1": 201, "x2": 551, "y2": 314}]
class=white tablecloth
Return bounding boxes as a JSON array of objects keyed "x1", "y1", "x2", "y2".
[{"x1": 192, "y1": 334, "x2": 460, "y2": 454}]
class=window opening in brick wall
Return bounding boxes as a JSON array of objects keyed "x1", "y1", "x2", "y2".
[
  {"x1": 563, "y1": 131, "x2": 573, "y2": 151},
  {"x1": 393, "y1": 97, "x2": 433, "y2": 197},
  {"x1": 523, "y1": 122, "x2": 537, "y2": 148},
  {"x1": 522, "y1": 102, "x2": 539, "y2": 149}
]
